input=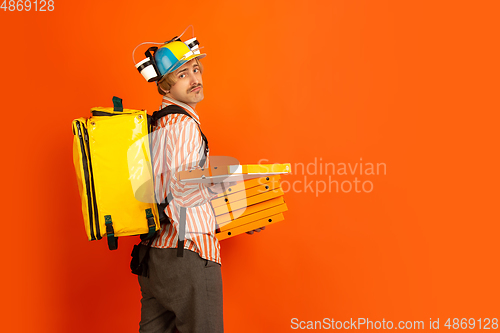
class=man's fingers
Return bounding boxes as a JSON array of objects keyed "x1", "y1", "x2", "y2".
[{"x1": 247, "y1": 227, "x2": 267, "y2": 235}]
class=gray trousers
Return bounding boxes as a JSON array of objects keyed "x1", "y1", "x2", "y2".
[{"x1": 138, "y1": 247, "x2": 224, "y2": 333}]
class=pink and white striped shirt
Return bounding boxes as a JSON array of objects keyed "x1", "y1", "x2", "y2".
[{"x1": 149, "y1": 96, "x2": 221, "y2": 264}]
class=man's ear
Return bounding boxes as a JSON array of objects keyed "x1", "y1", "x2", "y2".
[{"x1": 158, "y1": 83, "x2": 169, "y2": 94}]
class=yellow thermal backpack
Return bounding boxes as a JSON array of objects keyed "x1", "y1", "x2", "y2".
[{"x1": 72, "y1": 97, "x2": 160, "y2": 250}]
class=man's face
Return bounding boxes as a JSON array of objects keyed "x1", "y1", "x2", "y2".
[{"x1": 167, "y1": 59, "x2": 204, "y2": 108}]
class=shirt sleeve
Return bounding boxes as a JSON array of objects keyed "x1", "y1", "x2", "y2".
[{"x1": 167, "y1": 117, "x2": 218, "y2": 208}]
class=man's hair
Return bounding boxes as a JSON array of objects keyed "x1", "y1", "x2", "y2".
[{"x1": 157, "y1": 58, "x2": 204, "y2": 95}]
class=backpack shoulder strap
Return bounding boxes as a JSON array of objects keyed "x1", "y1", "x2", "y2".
[
  {"x1": 151, "y1": 104, "x2": 191, "y2": 123},
  {"x1": 151, "y1": 105, "x2": 208, "y2": 168},
  {"x1": 150, "y1": 105, "x2": 208, "y2": 258}
]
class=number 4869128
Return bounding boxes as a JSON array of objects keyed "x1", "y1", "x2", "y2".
[
  {"x1": 444, "y1": 318, "x2": 498, "y2": 330},
  {"x1": 1, "y1": 0, "x2": 54, "y2": 11}
]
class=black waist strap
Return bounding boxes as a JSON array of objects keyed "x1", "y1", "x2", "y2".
[{"x1": 157, "y1": 192, "x2": 174, "y2": 224}]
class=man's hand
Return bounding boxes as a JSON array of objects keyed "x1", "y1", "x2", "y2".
[
  {"x1": 246, "y1": 226, "x2": 266, "y2": 235},
  {"x1": 208, "y1": 181, "x2": 237, "y2": 195}
]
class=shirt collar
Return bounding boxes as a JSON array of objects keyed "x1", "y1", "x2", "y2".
[{"x1": 160, "y1": 96, "x2": 200, "y2": 124}]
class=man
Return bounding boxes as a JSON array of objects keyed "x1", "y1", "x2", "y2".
[{"x1": 137, "y1": 38, "x2": 263, "y2": 333}]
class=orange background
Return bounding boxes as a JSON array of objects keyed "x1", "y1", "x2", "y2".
[{"x1": 1, "y1": 1, "x2": 499, "y2": 332}]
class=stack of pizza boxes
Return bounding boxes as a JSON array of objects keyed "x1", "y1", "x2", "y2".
[{"x1": 178, "y1": 163, "x2": 290, "y2": 240}]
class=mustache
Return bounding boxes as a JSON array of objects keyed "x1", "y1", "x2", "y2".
[{"x1": 189, "y1": 84, "x2": 203, "y2": 92}]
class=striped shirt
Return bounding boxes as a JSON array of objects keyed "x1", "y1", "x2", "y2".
[{"x1": 148, "y1": 96, "x2": 221, "y2": 264}]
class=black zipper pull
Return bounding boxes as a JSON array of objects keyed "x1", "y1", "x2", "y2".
[
  {"x1": 83, "y1": 127, "x2": 89, "y2": 142},
  {"x1": 76, "y1": 122, "x2": 82, "y2": 138}
]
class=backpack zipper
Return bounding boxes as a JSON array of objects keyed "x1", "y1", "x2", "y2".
[
  {"x1": 83, "y1": 125, "x2": 102, "y2": 240},
  {"x1": 76, "y1": 121, "x2": 96, "y2": 241}
]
